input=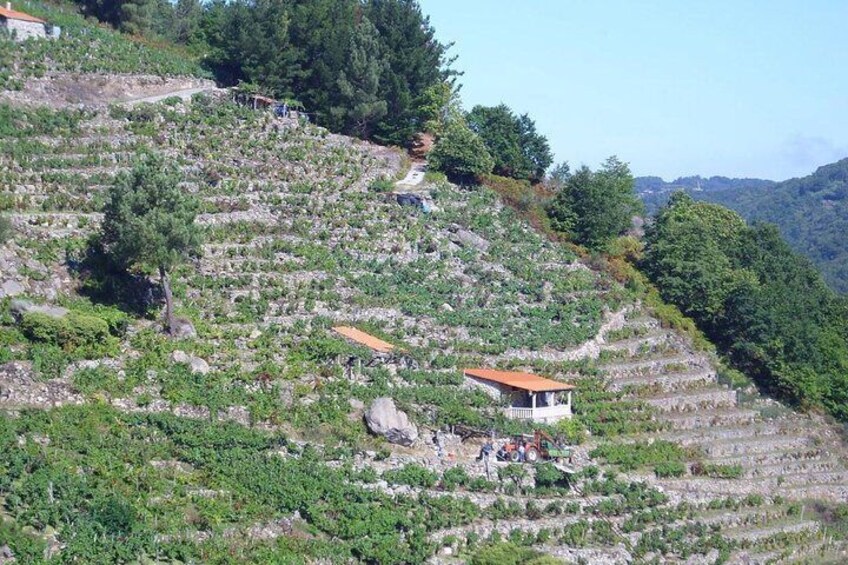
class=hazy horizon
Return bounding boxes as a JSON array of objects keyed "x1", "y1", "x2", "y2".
[{"x1": 422, "y1": 0, "x2": 848, "y2": 181}]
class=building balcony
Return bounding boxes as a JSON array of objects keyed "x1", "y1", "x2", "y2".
[{"x1": 504, "y1": 404, "x2": 572, "y2": 423}]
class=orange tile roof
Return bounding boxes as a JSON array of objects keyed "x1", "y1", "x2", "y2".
[
  {"x1": 463, "y1": 368, "x2": 575, "y2": 392},
  {"x1": 332, "y1": 326, "x2": 398, "y2": 354},
  {"x1": 0, "y1": 6, "x2": 46, "y2": 23}
]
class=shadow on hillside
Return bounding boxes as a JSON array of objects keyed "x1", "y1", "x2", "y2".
[{"x1": 68, "y1": 239, "x2": 159, "y2": 318}]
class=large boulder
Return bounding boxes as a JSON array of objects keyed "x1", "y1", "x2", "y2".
[{"x1": 365, "y1": 397, "x2": 419, "y2": 446}]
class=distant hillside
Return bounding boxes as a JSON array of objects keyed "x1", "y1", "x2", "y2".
[
  {"x1": 701, "y1": 159, "x2": 848, "y2": 293},
  {"x1": 636, "y1": 163, "x2": 848, "y2": 293},
  {"x1": 635, "y1": 175, "x2": 776, "y2": 213}
]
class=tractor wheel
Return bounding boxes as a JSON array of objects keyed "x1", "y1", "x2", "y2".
[
  {"x1": 509, "y1": 450, "x2": 521, "y2": 463},
  {"x1": 525, "y1": 447, "x2": 540, "y2": 463}
]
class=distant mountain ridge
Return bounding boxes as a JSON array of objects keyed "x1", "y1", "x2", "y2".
[
  {"x1": 636, "y1": 159, "x2": 848, "y2": 293},
  {"x1": 635, "y1": 175, "x2": 777, "y2": 213}
]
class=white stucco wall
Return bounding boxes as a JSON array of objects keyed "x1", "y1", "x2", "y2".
[{"x1": 3, "y1": 18, "x2": 46, "y2": 41}]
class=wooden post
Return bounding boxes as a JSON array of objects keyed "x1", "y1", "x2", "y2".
[{"x1": 531, "y1": 392, "x2": 536, "y2": 418}]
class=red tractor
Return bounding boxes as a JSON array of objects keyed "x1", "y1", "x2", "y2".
[{"x1": 496, "y1": 429, "x2": 573, "y2": 465}]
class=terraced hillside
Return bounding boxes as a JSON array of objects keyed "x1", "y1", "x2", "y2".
[{"x1": 1, "y1": 94, "x2": 847, "y2": 563}]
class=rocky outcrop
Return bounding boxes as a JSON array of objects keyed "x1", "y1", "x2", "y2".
[
  {"x1": 9, "y1": 299, "x2": 69, "y2": 321},
  {"x1": 364, "y1": 397, "x2": 418, "y2": 446},
  {"x1": 171, "y1": 350, "x2": 210, "y2": 375},
  {"x1": 449, "y1": 225, "x2": 490, "y2": 253}
]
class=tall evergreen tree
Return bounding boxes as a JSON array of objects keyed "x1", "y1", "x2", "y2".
[
  {"x1": 364, "y1": 0, "x2": 453, "y2": 145},
  {"x1": 332, "y1": 18, "x2": 388, "y2": 139},
  {"x1": 100, "y1": 154, "x2": 202, "y2": 335}
]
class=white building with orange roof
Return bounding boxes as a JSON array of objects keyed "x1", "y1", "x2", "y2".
[{"x1": 463, "y1": 368, "x2": 575, "y2": 423}]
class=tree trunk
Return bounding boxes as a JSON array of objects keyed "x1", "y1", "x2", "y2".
[{"x1": 160, "y1": 266, "x2": 176, "y2": 335}]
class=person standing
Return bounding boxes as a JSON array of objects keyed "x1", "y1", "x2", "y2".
[{"x1": 481, "y1": 440, "x2": 494, "y2": 481}]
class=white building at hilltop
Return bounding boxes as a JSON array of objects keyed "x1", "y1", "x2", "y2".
[{"x1": 0, "y1": 3, "x2": 48, "y2": 41}]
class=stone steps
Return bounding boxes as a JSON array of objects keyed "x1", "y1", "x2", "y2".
[
  {"x1": 600, "y1": 331, "x2": 673, "y2": 355},
  {"x1": 656, "y1": 421, "x2": 803, "y2": 447},
  {"x1": 723, "y1": 518, "x2": 819, "y2": 542},
  {"x1": 746, "y1": 457, "x2": 845, "y2": 479},
  {"x1": 659, "y1": 471, "x2": 848, "y2": 496}
]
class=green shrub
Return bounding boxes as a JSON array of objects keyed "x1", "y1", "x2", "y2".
[
  {"x1": 554, "y1": 417, "x2": 586, "y2": 445},
  {"x1": 691, "y1": 462, "x2": 743, "y2": 479},
  {"x1": 654, "y1": 460, "x2": 686, "y2": 478},
  {"x1": 20, "y1": 311, "x2": 118, "y2": 357},
  {"x1": 428, "y1": 119, "x2": 494, "y2": 182},
  {"x1": 534, "y1": 462, "x2": 568, "y2": 489},
  {"x1": 442, "y1": 466, "x2": 469, "y2": 490},
  {"x1": 590, "y1": 440, "x2": 687, "y2": 471},
  {"x1": 470, "y1": 542, "x2": 549, "y2": 565},
  {"x1": 369, "y1": 177, "x2": 394, "y2": 193},
  {"x1": 382, "y1": 464, "x2": 438, "y2": 488},
  {"x1": 28, "y1": 344, "x2": 69, "y2": 379}
]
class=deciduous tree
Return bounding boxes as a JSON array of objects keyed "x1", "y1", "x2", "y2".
[{"x1": 547, "y1": 156, "x2": 642, "y2": 248}]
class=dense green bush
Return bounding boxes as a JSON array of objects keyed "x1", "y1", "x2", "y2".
[
  {"x1": 20, "y1": 311, "x2": 117, "y2": 357},
  {"x1": 442, "y1": 466, "x2": 470, "y2": 490},
  {"x1": 654, "y1": 460, "x2": 686, "y2": 478},
  {"x1": 428, "y1": 119, "x2": 494, "y2": 182},
  {"x1": 466, "y1": 104, "x2": 552, "y2": 183},
  {"x1": 534, "y1": 462, "x2": 569, "y2": 489},
  {"x1": 383, "y1": 463, "x2": 439, "y2": 488},
  {"x1": 471, "y1": 542, "x2": 556, "y2": 565},
  {"x1": 691, "y1": 462, "x2": 743, "y2": 479},
  {"x1": 547, "y1": 157, "x2": 643, "y2": 249}
]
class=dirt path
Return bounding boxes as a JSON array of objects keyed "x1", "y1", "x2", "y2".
[
  {"x1": 395, "y1": 160, "x2": 426, "y2": 189},
  {"x1": 123, "y1": 86, "x2": 220, "y2": 106}
]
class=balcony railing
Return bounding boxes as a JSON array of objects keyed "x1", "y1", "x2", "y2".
[{"x1": 504, "y1": 404, "x2": 572, "y2": 422}]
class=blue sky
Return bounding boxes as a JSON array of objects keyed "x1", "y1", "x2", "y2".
[{"x1": 420, "y1": 0, "x2": 848, "y2": 181}]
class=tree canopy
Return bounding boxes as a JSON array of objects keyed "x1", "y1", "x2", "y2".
[
  {"x1": 642, "y1": 193, "x2": 848, "y2": 420},
  {"x1": 427, "y1": 118, "x2": 494, "y2": 183},
  {"x1": 547, "y1": 157, "x2": 643, "y2": 249},
  {"x1": 466, "y1": 104, "x2": 552, "y2": 183},
  {"x1": 100, "y1": 153, "x2": 202, "y2": 334}
]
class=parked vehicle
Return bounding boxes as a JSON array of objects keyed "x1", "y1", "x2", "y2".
[{"x1": 496, "y1": 429, "x2": 573, "y2": 464}]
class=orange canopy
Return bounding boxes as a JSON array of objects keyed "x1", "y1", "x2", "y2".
[
  {"x1": 464, "y1": 368, "x2": 575, "y2": 392},
  {"x1": 332, "y1": 326, "x2": 397, "y2": 354}
]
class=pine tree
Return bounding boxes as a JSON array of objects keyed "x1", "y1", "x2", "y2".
[
  {"x1": 332, "y1": 18, "x2": 388, "y2": 139},
  {"x1": 100, "y1": 154, "x2": 202, "y2": 335}
]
